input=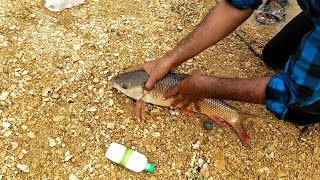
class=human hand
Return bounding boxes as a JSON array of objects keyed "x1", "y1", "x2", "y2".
[
  {"x1": 164, "y1": 70, "x2": 209, "y2": 110},
  {"x1": 127, "y1": 58, "x2": 174, "y2": 91}
]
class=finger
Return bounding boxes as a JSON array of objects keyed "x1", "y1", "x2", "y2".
[
  {"x1": 194, "y1": 101, "x2": 201, "y2": 112},
  {"x1": 144, "y1": 75, "x2": 160, "y2": 91},
  {"x1": 163, "y1": 86, "x2": 179, "y2": 99},
  {"x1": 171, "y1": 95, "x2": 184, "y2": 107},
  {"x1": 125, "y1": 64, "x2": 144, "y2": 72},
  {"x1": 181, "y1": 100, "x2": 191, "y2": 109},
  {"x1": 191, "y1": 69, "x2": 202, "y2": 75}
]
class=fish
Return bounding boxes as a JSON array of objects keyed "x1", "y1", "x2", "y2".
[{"x1": 111, "y1": 70, "x2": 255, "y2": 148}]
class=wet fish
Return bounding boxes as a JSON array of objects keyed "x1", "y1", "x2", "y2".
[{"x1": 111, "y1": 71, "x2": 254, "y2": 148}]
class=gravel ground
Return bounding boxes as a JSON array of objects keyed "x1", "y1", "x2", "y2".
[{"x1": 0, "y1": 0, "x2": 319, "y2": 179}]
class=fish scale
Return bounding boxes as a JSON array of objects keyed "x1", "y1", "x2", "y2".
[{"x1": 111, "y1": 71, "x2": 254, "y2": 148}]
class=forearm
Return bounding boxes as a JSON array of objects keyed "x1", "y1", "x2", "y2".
[
  {"x1": 202, "y1": 76, "x2": 271, "y2": 104},
  {"x1": 165, "y1": 0, "x2": 254, "y2": 68}
]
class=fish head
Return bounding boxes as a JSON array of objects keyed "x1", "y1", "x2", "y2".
[{"x1": 111, "y1": 71, "x2": 149, "y2": 100}]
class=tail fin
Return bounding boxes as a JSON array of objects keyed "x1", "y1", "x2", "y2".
[{"x1": 231, "y1": 113, "x2": 257, "y2": 149}]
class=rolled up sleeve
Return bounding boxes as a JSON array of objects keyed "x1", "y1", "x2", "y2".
[
  {"x1": 265, "y1": 25, "x2": 320, "y2": 119},
  {"x1": 225, "y1": 0, "x2": 262, "y2": 10}
]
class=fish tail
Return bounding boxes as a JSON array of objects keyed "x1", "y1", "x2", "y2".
[{"x1": 230, "y1": 113, "x2": 256, "y2": 149}]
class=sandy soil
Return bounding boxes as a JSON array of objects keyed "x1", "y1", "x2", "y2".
[{"x1": 0, "y1": 0, "x2": 319, "y2": 179}]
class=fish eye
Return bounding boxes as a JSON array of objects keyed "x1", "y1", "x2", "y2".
[{"x1": 121, "y1": 84, "x2": 128, "y2": 89}]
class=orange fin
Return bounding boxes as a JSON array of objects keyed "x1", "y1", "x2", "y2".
[
  {"x1": 230, "y1": 112, "x2": 257, "y2": 149},
  {"x1": 134, "y1": 99, "x2": 145, "y2": 121},
  {"x1": 207, "y1": 115, "x2": 228, "y2": 127},
  {"x1": 180, "y1": 109, "x2": 196, "y2": 116}
]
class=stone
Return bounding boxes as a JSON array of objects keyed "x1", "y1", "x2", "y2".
[
  {"x1": 86, "y1": 106, "x2": 97, "y2": 112},
  {"x1": 2, "y1": 121, "x2": 11, "y2": 128},
  {"x1": 3, "y1": 131, "x2": 13, "y2": 137},
  {"x1": 17, "y1": 163, "x2": 30, "y2": 173},
  {"x1": 41, "y1": 87, "x2": 52, "y2": 97},
  {"x1": 11, "y1": 142, "x2": 18, "y2": 150},
  {"x1": 213, "y1": 156, "x2": 226, "y2": 170},
  {"x1": 48, "y1": 138, "x2": 56, "y2": 147},
  {"x1": 93, "y1": 77, "x2": 100, "y2": 83},
  {"x1": 21, "y1": 125, "x2": 28, "y2": 130},
  {"x1": 69, "y1": 174, "x2": 78, "y2": 180},
  {"x1": 0, "y1": 91, "x2": 9, "y2": 100},
  {"x1": 108, "y1": 99, "x2": 114, "y2": 106},
  {"x1": 53, "y1": 116, "x2": 65, "y2": 122},
  {"x1": 107, "y1": 123, "x2": 115, "y2": 129},
  {"x1": 27, "y1": 132, "x2": 36, "y2": 139},
  {"x1": 276, "y1": 170, "x2": 287, "y2": 177},
  {"x1": 153, "y1": 132, "x2": 160, "y2": 138}
]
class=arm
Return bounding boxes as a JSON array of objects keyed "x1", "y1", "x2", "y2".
[
  {"x1": 165, "y1": 0, "x2": 254, "y2": 68},
  {"x1": 130, "y1": 0, "x2": 255, "y2": 90},
  {"x1": 165, "y1": 70, "x2": 270, "y2": 107}
]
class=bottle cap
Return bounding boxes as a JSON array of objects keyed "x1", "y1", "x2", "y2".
[{"x1": 144, "y1": 163, "x2": 155, "y2": 173}]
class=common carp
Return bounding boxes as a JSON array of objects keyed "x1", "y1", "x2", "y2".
[{"x1": 111, "y1": 71, "x2": 254, "y2": 148}]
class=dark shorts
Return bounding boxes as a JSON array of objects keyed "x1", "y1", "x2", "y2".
[{"x1": 262, "y1": 12, "x2": 320, "y2": 125}]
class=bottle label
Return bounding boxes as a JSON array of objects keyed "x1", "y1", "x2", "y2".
[{"x1": 119, "y1": 148, "x2": 134, "y2": 167}]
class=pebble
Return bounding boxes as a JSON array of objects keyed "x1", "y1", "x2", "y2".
[
  {"x1": 41, "y1": 87, "x2": 52, "y2": 97},
  {"x1": 11, "y1": 142, "x2": 18, "y2": 150},
  {"x1": 2, "y1": 121, "x2": 11, "y2": 128},
  {"x1": 69, "y1": 174, "x2": 78, "y2": 180},
  {"x1": 0, "y1": 91, "x2": 9, "y2": 100},
  {"x1": 21, "y1": 125, "x2": 28, "y2": 130},
  {"x1": 203, "y1": 120, "x2": 214, "y2": 130},
  {"x1": 213, "y1": 157, "x2": 226, "y2": 170},
  {"x1": 108, "y1": 99, "x2": 114, "y2": 106},
  {"x1": 16, "y1": 163, "x2": 30, "y2": 173},
  {"x1": 86, "y1": 106, "x2": 97, "y2": 112},
  {"x1": 107, "y1": 123, "x2": 115, "y2": 129},
  {"x1": 153, "y1": 132, "x2": 160, "y2": 138},
  {"x1": 93, "y1": 77, "x2": 100, "y2": 83},
  {"x1": 48, "y1": 138, "x2": 56, "y2": 147},
  {"x1": 276, "y1": 170, "x2": 287, "y2": 177},
  {"x1": 53, "y1": 115, "x2": 65, "y2": 122},
  {"x1": 27, "y1": 131, "x2": 36, "y2": 139},
  {"x1": 73, "y1": 44, "x2": 81, "y2": 51},
  {"x1": 4, "y1": 131, "x2": 13, "y2": 137}
]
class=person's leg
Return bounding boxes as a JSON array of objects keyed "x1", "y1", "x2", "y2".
[{"x1": 262, "y1": 12, "x2": 314, "y2": 69}]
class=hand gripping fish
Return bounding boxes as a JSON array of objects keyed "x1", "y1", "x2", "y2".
[{"x1": 111, "y1": 71, "x2": 255, "y2": 148}]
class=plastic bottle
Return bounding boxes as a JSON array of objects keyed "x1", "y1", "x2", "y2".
[
  {"x1": 44, "y1": 0, "x2": 85, "y2": 12},
  {"x1": 105, "y1": 142, "x2": 155, "y2": 173}
]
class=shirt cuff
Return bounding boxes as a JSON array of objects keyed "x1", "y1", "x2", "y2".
[
  {"x1": 265, "y1": 73, "x2": 291, "y2": 119},
  {"x1": 225, "y1": 0, "x2": 262, "y2": 10}
]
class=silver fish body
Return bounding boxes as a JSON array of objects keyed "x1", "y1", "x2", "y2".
[{"x1": 111, "y1": 71, "x2": 252, "y2": 148}]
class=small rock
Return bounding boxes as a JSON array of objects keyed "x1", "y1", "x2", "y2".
[
  {"x1": 153, "y1": 132, "x2": 160, "y2": 138},
  {"x1": 2, "y1": 121, "x2": 11, "y2": 128},
  {"x1": 4, "y1": 131, "x2": 13, "y2": 137},
  {"x1": 276, "y1": 170, "x2": 287, "y2": 177},
  {"x1": 65, "y1": 154, "x2": 73, "y2": 162},
  {"x1": 203, "y1": 120, "x2": 214, "y2": 130},
  {"x1": 151, "y1": 146, "x2": 157, "y2": 152},
  {"x1": 93, "y1": 77, "x2": 100, "y2": 83},
  {"x1": 69, "y1": 174, "x2": 78, "y2": 180},
  {"x1": 53, "y1": 115, "x2": 65, "y2": 122},
  {"x1": 21, "y1": 125, "x2": 28, "y2": 130},
  {"x1": 27, "y1": 132, "x2": 36, "y2": 139},
  {"x1": 41, "y1": 87, "x2": 52, "y2": 97},
  {"x1": 150, "y1": 108, "x2": 161, "y2": 116},
  {"x1": 0, "y1": 91, "x2": 9, "y2": 100},
  {"x1": 113, "y1": 52, "x2": 119, "y2": 57},
  {"x1": 192, "y1": 141, "x2": 200, "y2": 150},
  {"x1": 258, "y1": 167, "x2": 269, "y2": 173},
  {"x1": 51, "y1": 94, "x2": 60, "y2": 99},
  {"x1": 86, "y1": 106, "x2": 97, "y2": 112},
  {"x1": 73, "y1": 44, "x2": 81, "y2": 51},
  {"x1": 71, "y1": 53, "x2": 81, "y2": 61},
  {"x1": 48, "y1": 138, "x2": 56, "y2": 147},
  {"x1": 107, "y1": 123, "x2": 115, "y2": 129},
  {"x1": 108, "y1": 99, "x2": 114, "y2": 106},
  {"x1": 16, "y1": 163, "x2": 29, "y2": 173},
  {"x1": 11, "y1": 142, "x2": 18, "y2": 149},
  {"x1": 197, "y1": 158, "x2": 204, "y2": 166}
]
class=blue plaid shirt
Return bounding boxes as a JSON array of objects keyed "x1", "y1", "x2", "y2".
[{"x1": 227, "y1": 0, "x2": 320, "y2": 119}]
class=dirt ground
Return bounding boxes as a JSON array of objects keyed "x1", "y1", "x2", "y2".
[{"x1": 0, "y1": 0, "x2": 319, "y2": 179}]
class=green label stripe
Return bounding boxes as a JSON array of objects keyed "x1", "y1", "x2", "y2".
[{"x1": 119, "y1": 148, "x2": 134, "y2": 167}]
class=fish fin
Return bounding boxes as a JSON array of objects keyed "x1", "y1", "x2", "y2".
[
  {"x1": 230, "y1": 113, "x2": 253, "y2": 149},
  {"x1": 207, "y1": 115, "x2": 228, "y2": 127},
  {"x1": 180, "y1": 109, "x2": 196, "y2": 116},
  {"x1": 134, "y1": 99, "x2": 145, "y2": 121}
]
